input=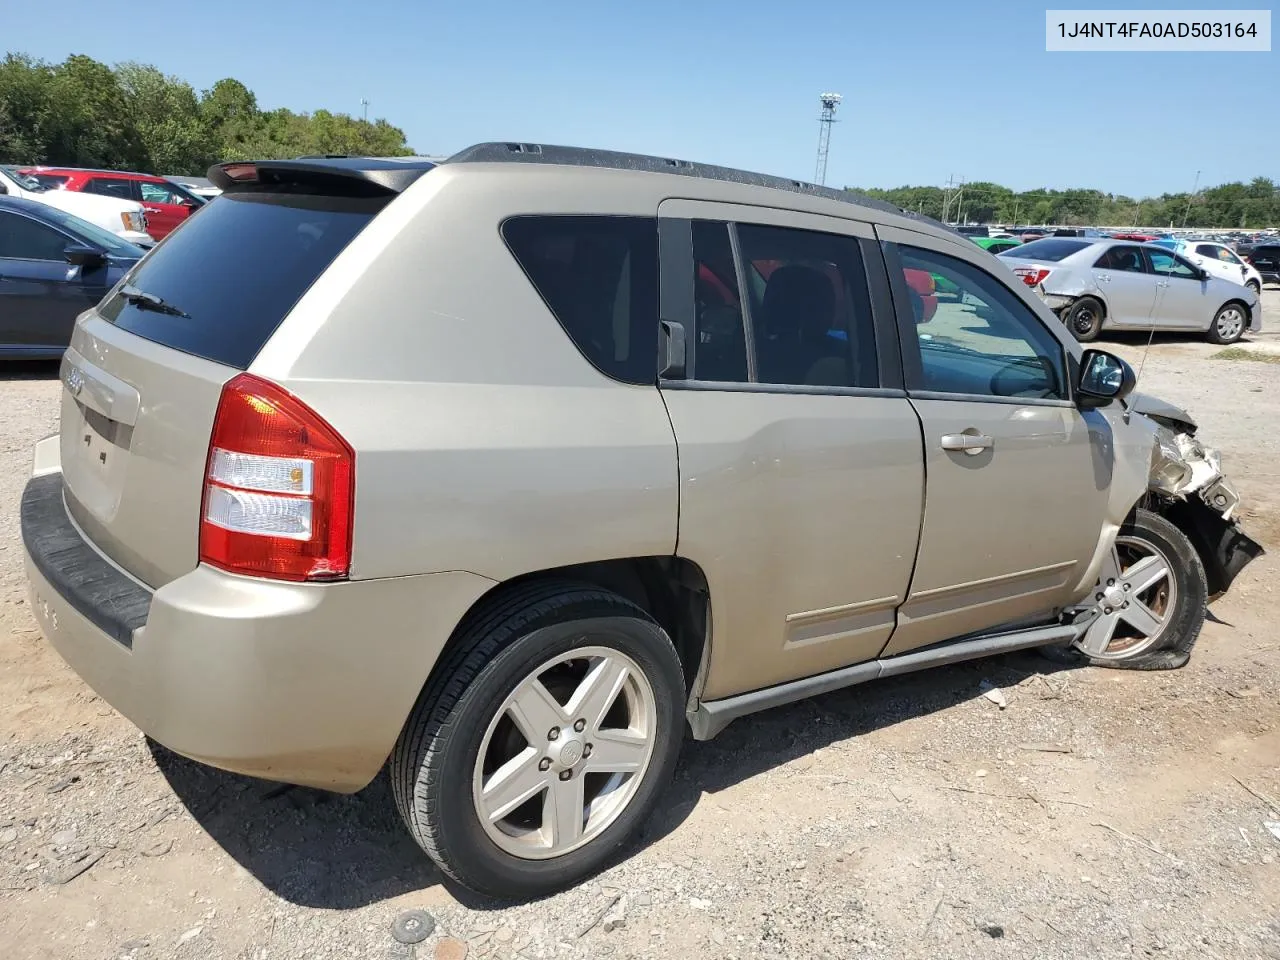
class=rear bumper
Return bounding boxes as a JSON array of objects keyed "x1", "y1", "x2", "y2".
[{"x1": 21, "y1": 456, "x2": 495, "y2": 792}]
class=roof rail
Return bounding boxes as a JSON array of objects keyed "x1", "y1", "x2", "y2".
[{"x1": 443, "y1": 142, "x2": 944, "y2": 228}]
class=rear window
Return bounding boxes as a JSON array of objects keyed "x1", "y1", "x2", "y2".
[
  {"x1": 501, "y1": 215, "x2": 658, "y2": 385},
  {"x1": 999, "y1": 237, "x2": 1090, "y2": 262},
  {"x1": 98, "y1": 192, "x2": 382, "y2": 369}
]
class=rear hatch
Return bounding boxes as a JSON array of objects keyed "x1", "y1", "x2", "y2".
[{"x1": 58, "y1": 160, "x2": 427, "y2": 588}]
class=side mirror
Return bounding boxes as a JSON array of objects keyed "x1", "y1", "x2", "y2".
[
  {"x1": 1077, "y1": 349, "x2": 1136, "y2": 408},
  {"x1": 63, "y1": 243, "x2": 105, "y2": 269}
]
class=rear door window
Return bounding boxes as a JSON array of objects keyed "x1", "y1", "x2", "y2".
[
  {"x1": 502, "y1": 216, "x2": 659, "y2": 385},
  {"x1": 736, "y1": 223, "x2": 878, "y2": 388},
  {"x1": 98, "y1": 192, "x2": 383, "y2": 369},
  {"x1": 86, "y1": 178, "x2": 136, "y2": 200},
  {"x1": 1094, "y1": 246, "x2": 1146, "y2": 272}
]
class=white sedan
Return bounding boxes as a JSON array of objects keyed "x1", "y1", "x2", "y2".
[{"x1": 1155, "y1": 239, "x2": 1262, "y2": 296}]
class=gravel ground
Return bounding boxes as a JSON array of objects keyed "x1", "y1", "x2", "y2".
[{"x1": 3, "y1": 292, "x2": 1280, "y2": 960}]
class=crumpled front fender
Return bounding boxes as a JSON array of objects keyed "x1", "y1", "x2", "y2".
[{"x1": 1145, "y1": 422, "x2": 1264, "y2": 596}]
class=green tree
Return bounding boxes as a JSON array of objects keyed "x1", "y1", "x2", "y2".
[
  {"x1": 43, "y1": 54, "x2": 143, "y2": 168},
  {"x1": 116, "y1": 62, "x2": 213, "y2": 174},
  {"x1": 0, "y1": 53, "x2": 55, "y2": 162}
]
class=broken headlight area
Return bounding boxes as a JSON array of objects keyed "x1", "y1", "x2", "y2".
[
  {"x1": 1149, "y1": 427, "x2": 1238, "y2": 518},
  {"x1": 1148, "y1": 425, "x2": 1263, "y2": 597}
]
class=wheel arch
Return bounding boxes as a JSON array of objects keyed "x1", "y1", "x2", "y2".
[
  {"x1": 428, "y1": 556, "x2": 712, "y2": 703},
  {"x1": 1149, "y1": 495, "x2": 1265, "y2": 598},
  {"x1": 1218, "y1": 297, "x2": 1253, "y2": 324}
]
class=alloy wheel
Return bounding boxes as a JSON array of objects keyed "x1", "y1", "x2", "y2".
[
  {"x1": 1079, "y1": 536, "x2": 1177, "y2": 659},
  {"x1": 471, "y1": 646, "x2": 657, "y2": 860}
]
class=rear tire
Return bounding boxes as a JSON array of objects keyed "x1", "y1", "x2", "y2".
[
  {"x1": 1207, "y1": 302, "x2": 1248, "y2": 345},
  {"x1": 1062, "y1": 296, "x2": 1103, "y2": 342},
  {"x1": 390, "y1": 581, "x2": 685, "y2": 900}
]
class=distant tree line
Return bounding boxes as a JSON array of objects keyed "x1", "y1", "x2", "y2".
[
  {"x1": 849, "y1": 179, "x2": 1280, "y2": 230},
  {"x1": 0, "y1": 53, "x2": 413, "y2": 176}
]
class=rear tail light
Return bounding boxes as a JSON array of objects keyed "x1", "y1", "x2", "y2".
[
  {"x1": 200, "y1": 374, "x2": 354, "y2": 581},
  {"x1": 1013, "y1": 267, "x2": 1051, "y2": 287}
]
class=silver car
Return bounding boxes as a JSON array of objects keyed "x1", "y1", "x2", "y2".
[{"x1": 998, "y1": 237, "x2": 1260, "y2": 343}]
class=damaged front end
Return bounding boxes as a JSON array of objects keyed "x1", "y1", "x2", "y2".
[{"x1": 1145, "y1": 419, "x2": 1264, "y2": 597}]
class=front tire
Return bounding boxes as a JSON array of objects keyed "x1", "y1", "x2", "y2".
[
  {"x1": 1062, "y1": 296, "x2": 1104, "y2": 342},
  {"x1": 390, "y1": 581, "x2": 685, "y2": 899},
  {"x1": 1207, "y1": 302, "x2": 1248, "y2": 344},
  {"x1": 1070, "y1": 509, "x2": 1207, "y2": 670},
  {"x1": 1246, "y1": 280, "x2": 1261, "y2": 298}
]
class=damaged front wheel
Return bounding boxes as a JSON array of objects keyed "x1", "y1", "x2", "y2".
[{"x1": 1070, "y1": 509, "x2": 1208, "y2": 670}]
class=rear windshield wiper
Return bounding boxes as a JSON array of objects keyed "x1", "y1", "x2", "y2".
[{"x1": 118, "y1": 284, "x2": 190, "y2": 319}]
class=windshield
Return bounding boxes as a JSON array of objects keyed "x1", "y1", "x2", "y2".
[
  {"x1": 998, "y1": 237, "x2": 1090, "y2": 262},
  {"x1": 1, "y1": 165, "x2": 49, "y2": 193},
  {"x1": 34, "y1": 203, "x2": 146, "y2": 258},
  {"x1": 98, "y1": 191, "x2": 384, "y2": 368}
]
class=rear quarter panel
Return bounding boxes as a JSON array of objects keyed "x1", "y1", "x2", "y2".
[{"x1": 251, "y1": 167, "x2": 681, "y2": 581}]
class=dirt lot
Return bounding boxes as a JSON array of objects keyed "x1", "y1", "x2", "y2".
[{"x1": 3, "y1": 294, "x2": 1280, "y2": 960}]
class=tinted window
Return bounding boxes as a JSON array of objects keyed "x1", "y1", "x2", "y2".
[
  {"x1": 1147, "y1": 250, "x2": 1199, "y2": 280},
  {"x1": 98, "y1": 192, "x2": 380, "y2": 369},
  {"x1": 897, "y1": 246, "x2": 1066, "y2": 401},
  {"x1": 1094, "y1": 245, "x2": 1146, "y2": 272},
  {"x1": 998, "y1": 238, "x2": 1089, "y2": 261},
  {"x1": 86, "y1": 178, "x2": 135, "y2": 200},
  {"x1": 691, "y1": 221, "x2": 748, "y2": 382},
  {"x1": 502, "y1": 216, "x2": 658, "y2": 385},
  {"x1": 0, "y1": 211, "x2": 70, "y2": 260},
  {"x1": 736, "y1": 223, "x2": 877, "y2": 388}
]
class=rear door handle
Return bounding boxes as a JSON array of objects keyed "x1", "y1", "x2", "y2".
[
  {"x1": 143, "y1": 206, "x2": 163, "y2": 213},
  {"x1": 940, "y1": 433, "x2": 993, "y2": 455}
]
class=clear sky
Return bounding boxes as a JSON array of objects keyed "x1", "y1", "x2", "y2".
[{"x1": 6, "y1": 0, "x2": 1276, "y2": 196}]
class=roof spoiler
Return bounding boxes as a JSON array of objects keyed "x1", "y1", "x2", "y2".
[{"x1": 207, "y1": 157, "x2": 436, "y2": 196}]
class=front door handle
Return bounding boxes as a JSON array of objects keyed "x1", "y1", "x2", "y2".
[
  {"x1": 143, "y1": 206, "x2": 163, "y2": 213},
  {"x1": 940, "y1": 433, "x2": 993, "y2": 455}
]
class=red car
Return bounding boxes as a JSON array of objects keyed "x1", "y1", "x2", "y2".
[{"x1": 18, "y1": 167, "x2": 205, "y2": 240}]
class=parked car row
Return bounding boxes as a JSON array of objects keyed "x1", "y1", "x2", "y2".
[
  {"x1": 17, "y1": 166, "x2": 208, "y2": 239},
  {"x1": 0, "y1": 165, "x2": 152, "y2": 246}
]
